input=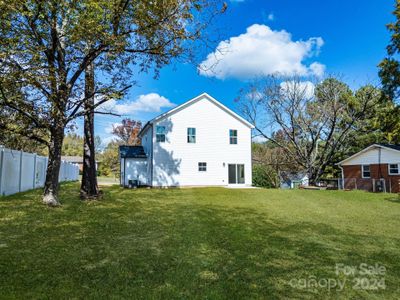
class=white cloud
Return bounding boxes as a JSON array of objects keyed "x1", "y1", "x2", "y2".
[
  {"x1": 100, "y1": 93, "x2": 175, "y2": 115},
  {"x1": 199, "y1": 24, "x2": 325, "y2": 79},
  {"x1": 267, "y1": 13, "x2": 274, "y2": 21},
  {"x1": 105, "y1": 122, "x2": 121, "y2": 134},
  {"x1": 309, "y1": 62, "x2": 325, "y2": 77},
  {"x1": 280, "y1": 81, "x2": 315, "y2": 99}
]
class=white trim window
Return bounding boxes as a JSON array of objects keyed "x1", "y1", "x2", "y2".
[
  {"x1": 229, "y1": 129, "x2": 237, "y2": 144},
  {"x1": 389, "y1": 164, "x2": 399, "y2": 175},
  {"x1": 361, "y1": 165, "x2": 371, "y2": 178},
  {"x1": 187, "y1": 127, "x2": 196, "y2": 143},
  {"x1": 198, "y1": 162, "x2": 207, "y2": 172},
  {"x1": 156, "y1": 126, "x2": 166, "y2": 143}
]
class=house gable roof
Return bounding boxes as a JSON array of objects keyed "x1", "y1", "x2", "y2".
[
  {"x1": 337, "y1": 143, "x2": 400, "y2": 165},
  {"x1": 138, "y1": 93, "x2": 254, "y2": 137}
]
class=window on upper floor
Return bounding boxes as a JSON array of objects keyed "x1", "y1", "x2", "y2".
[
  {"x1": 389, "y1": 164, "x2": 399, "y2": 175},
  {"x1": 187, "y1": 127, "x2": 196, "y2": 143},
  {"x1": 156, "y1": 126, "x2": 166, "y2": 142},
  {"x1": 198, "y1": 162, "x2": 207, "y2": 172},
  {"x1": 229, "y1": 129, "x2": 237, "y2": 144},
  {"x1": 362, "y1": 165, "x2": 370, "y2": 178}
]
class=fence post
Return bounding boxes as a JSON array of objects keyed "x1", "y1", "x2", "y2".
[
  {"x1": 18, "y1": 151, "x2": 23, "y2": 193},
  {"x1": 354, "y1": 178, "x2": 357, "y2": 190},
  {"x1": 0, "y1": 148, "x2": 3, "y2": 195},
  {"x1": 32, "y1": 154, "x2": 37, "y2": 189},
  {"x1": 372, "y1": 179, "x2": 375, "y2": 193}
]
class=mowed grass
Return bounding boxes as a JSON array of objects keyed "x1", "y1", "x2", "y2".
[{"x1": 1, "y1": 184, "x2": 400, "y2": 299}]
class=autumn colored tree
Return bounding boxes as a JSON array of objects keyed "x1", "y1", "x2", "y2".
[{"x1": 112, "y1": 119, "x2": 142, "y2": 145}]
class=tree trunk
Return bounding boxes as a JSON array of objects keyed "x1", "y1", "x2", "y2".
[
  {"x1": 43, "y1": 126, "x2": 64, "y2": 206},
  {"x1": 80, "y1": 62, "x2": 99, "y2": 199}
]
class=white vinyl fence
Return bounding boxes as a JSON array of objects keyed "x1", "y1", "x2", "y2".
[{"x1": 0, "y1": 147, "x2": 79, "y2": 196}]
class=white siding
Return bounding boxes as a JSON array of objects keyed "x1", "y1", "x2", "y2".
[
  {"x1": 151, "y1": 96, "x2": 252, "y2": 186},
  {"x1": 141, "y1": 127, "x2": 153, "y2": 184},
  {"x1": 341, "y1": 146, "x2": 400, "y2": 165},
  {"x1": 123, "y1": 158, "x2": 148, "y2": 186}
]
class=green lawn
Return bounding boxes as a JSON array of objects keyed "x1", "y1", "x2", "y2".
[{"x1": 1, "y1": 184, "x2": 400, "y2": 299}]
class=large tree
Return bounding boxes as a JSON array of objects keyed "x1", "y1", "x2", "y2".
[
  {"x1": 379, "y1": 0, "x2": 400, "y2": 100},
  {"x1": 238, "y1": 76, "x2": 385, "y2": 183},
  {"x1": 80, "y1": 61, "x2": 99, "y2": 199},
  {"x1": 0, "y1": 0, "x2": 222, "y2": 205}
]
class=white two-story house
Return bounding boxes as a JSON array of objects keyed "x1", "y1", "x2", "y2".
[{"x1": 119, "y1": 93, "x2": 254, "y2": 187}]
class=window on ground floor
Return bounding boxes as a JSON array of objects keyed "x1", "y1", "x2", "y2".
[
  {"x1": 361, "y1": 165, "x2": 371, "y2": 178},
  {"x1": 389, "y1": 164, "x2": 399, "y2": 175},
  {"x1": 228, "y1": 164, "x2": 245, "y2": 184},
  {"x1": 198, "y1": 162, "x2": 207, "y2": 172}
]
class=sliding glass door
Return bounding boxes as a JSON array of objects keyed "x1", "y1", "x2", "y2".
[{"x1": 228, "y1": 164, "x2": 245, "y2": 184}]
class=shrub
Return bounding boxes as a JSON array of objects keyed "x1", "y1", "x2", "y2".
[{"x1": 252, "y1": 164, "x2": 279, "y2": 188}]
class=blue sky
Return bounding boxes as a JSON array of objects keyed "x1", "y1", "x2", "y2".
[{"x1": 85, "y1": 0, "x2": 395, "y2": 145}]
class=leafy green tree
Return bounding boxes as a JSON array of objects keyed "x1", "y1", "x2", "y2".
[
  {"x1": 62, "y1": 134, "x2": 84, "y2": 156},
  {"x1": 98, "y1": 140, "x2": 120, "y2": 177},
  {"x1": 379, "y1": 0, "x2": 400, "y2": 100},
  {"x1": 0, "y1": 0, "x2": 222, "y2": 205},
  {"x1": 62, "y1": 133, "x2": 102, "y2": 156},
  {"x1": 252, "y1": 164, "x2": 278, "y2": 188}
]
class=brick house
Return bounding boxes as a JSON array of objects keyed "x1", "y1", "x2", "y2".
[{"x1": 338, "y1": 144, "x2": 400, "y2": 193}]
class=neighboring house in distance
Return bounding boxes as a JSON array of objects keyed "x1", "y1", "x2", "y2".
[
  {"x1": 279, "y1": 171, "x2": 309, "y2": 189},
  {"x1": 61, "y1": 156, "x2": 99, "y2": 172},
  {"x1": 119, "y1": 93, "x2": 254, "y2": 187},
  {"x1": 338, "y1": 144, "x2": 400, "y2": 193}
]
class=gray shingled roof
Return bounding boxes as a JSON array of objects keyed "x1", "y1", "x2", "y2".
[
  {"x1": 119, "y1": 145, "x2": 147, "y2": 158},
  {"x1": 377, "y1": 143, "x2": 400, "y2": 151}
]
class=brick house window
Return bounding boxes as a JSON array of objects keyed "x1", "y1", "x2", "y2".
[
  {"x1": 389, "y1": 164, "x2": 399, "y2": 175},
  {"x1": 362, "y1": 165, "x2": 370, "y2": 178}
]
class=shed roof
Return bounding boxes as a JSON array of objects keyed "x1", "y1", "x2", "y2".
[
  {"x1": 119, "y1": 145, "x2": 147, "y2": 158},
  {"x1": 376, "y1": 143, "x2": 400, "y2": 151}
]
